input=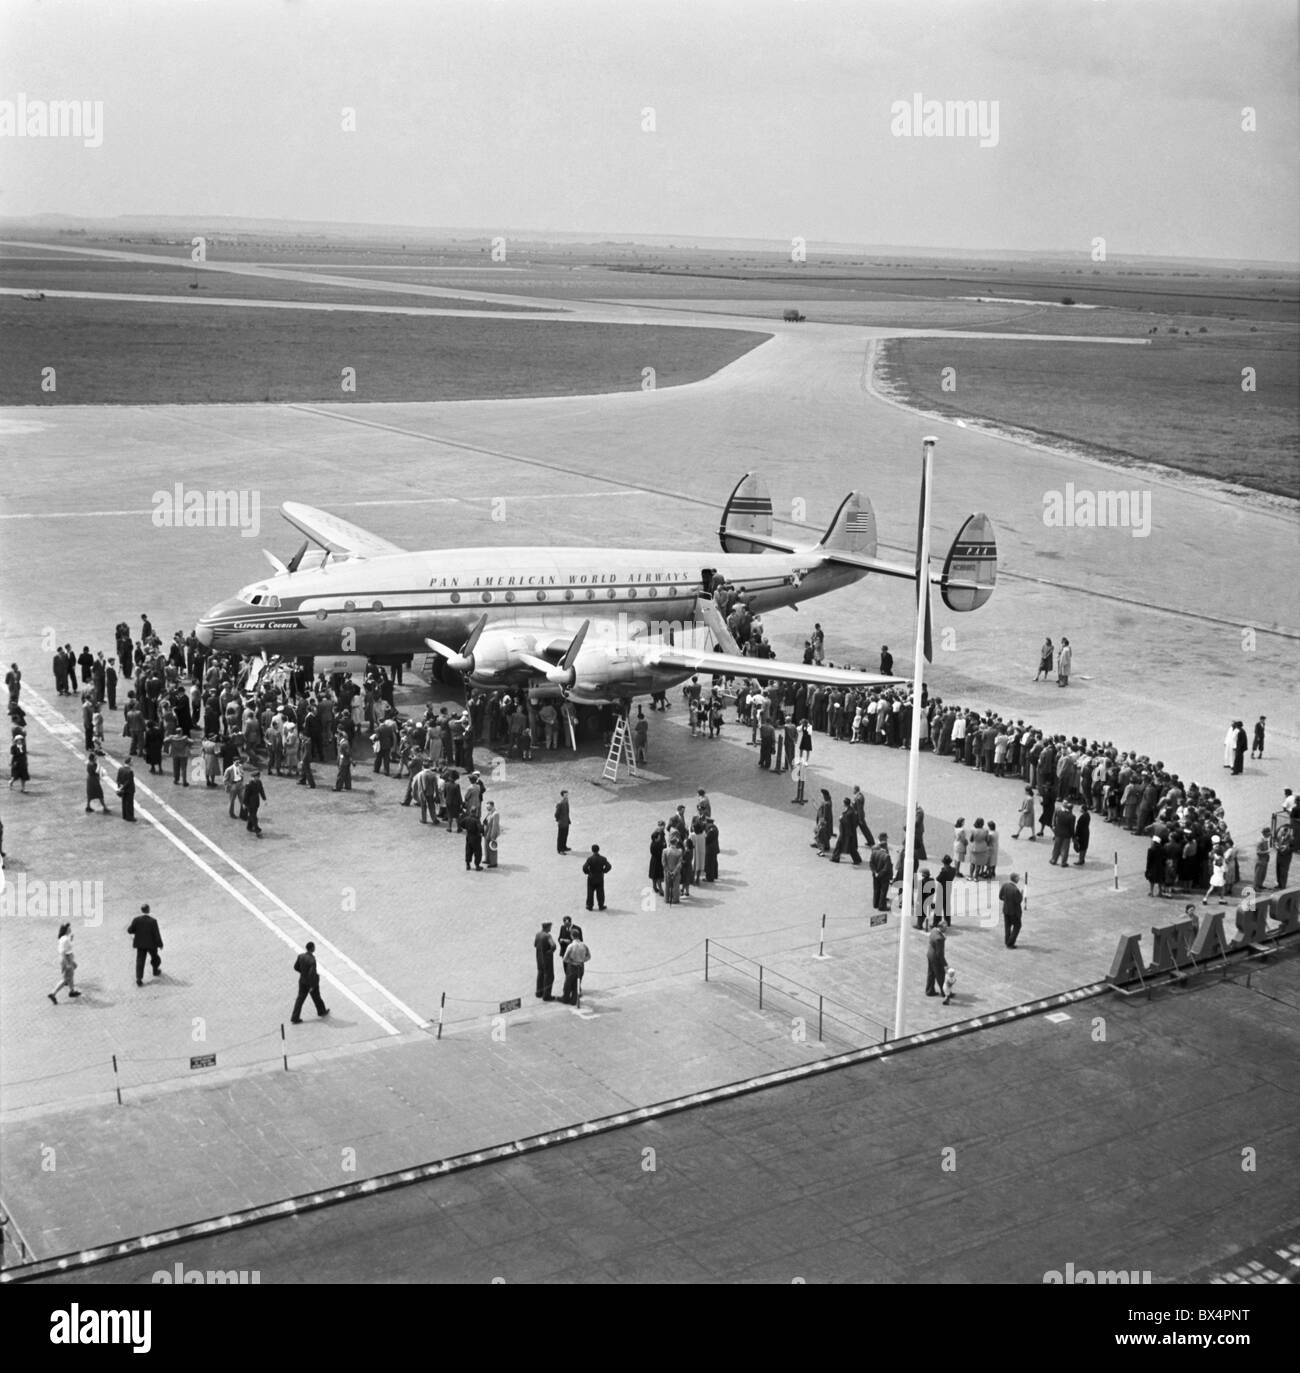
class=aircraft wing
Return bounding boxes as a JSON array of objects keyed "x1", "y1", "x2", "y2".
[
  {"x1": 280, "y1": 502, "x2": 407, "y2": 559},
  {"x1": 642, "y1": 644, "x2": 905, "y2": 691}
]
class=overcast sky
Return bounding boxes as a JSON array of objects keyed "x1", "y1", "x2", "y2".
[{"x1": 2, "y1": 0, "x2": 1296, "y2": 261}]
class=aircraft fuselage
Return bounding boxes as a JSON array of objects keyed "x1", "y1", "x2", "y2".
[{"x1": 197, "y1": 544, "x2": 863, "y2": 677}]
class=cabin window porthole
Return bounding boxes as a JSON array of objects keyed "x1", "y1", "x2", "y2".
[
  {"x1": 585, "y1": 589, "x2": 595, "y2": 601},
  {"x1": 344, "y1": 600, "x2": 356, "y2": 612},
  {"x1": 504, "y1": 591, "x2": 516, "y2": 604},
  {"x1": 450, "y1": 592, "x2": 461, "y2": 604},
  {"x1": 605, "y1": 588, "x2": 616, "y2": 600},
  {"x1": 537, "y1": 590, "x2": 547, "y2": 602},
  {"x1": 481, "y1": 592, "x2": 493, "y2": 604},
  {"x1": 371, "y1": 600, "x2": 383, "y2": 611},
  {"x1": 564, "y1": 589, "x2": 574, "y2": 602},
  {"x1": 316, "y1": 610, "x2": 328, "y2": 622}
]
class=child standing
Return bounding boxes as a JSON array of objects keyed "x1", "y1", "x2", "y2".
[{"x1": 1013, "y1": 787, "x2": 1035, "y2": 841}]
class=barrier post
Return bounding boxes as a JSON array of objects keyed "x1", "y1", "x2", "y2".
[
  {"x1": 281, "y1": 1022, "x2": 288, "y2": 1071},
  {"x1": 704, "y1": 938, "x2": 710, "y2": 982},
  {"x1": 759, "y1": 963, "x2": 764, "y2": 1011},
  {"x1": 111, "y1": 1054, "x2": 122, "y2": 1106},
  {"x1": 818, "y1": 994, "x2": 824, "y2": 1043},
  {"x1": 436, "y1": 991, "x2": 446, "y2": 1040},
  {"x1": 813, "y1": 912, "x2": 829, "y2": 960},
  {"x1": 1106, "y1": 850, "x2": 1127, "y2": 894}
]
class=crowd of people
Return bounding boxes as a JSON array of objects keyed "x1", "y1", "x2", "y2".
[
  {"x1": 695, "y1": 625, "x2": 1291, "y2": 903},
  {"x1": 57, "y1": 610, "x2": 1275, "y2": 906},
  {"x1": 6, "y1": 607, "x2": 1294, "y2": 1023},
  {"x1": 646, "y1": 790, "x2": 721, "y2": 904}
]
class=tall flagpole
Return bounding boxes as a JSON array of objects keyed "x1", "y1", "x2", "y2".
[{"x1": 892, "y1": 436, "x2": 936, "y2": 1041}]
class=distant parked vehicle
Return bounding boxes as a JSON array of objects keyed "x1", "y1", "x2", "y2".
[
  {"x1": 21, "y1": 291, "x2": 45, "y2": 301},
  {"x1": 782, "y1": 308, "x2": 806, "y2": 322}
]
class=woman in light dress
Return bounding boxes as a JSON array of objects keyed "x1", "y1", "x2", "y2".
[
  {"x1": 48, "y1": 923, "x2": 81, "y2": 1003},
  {"x1": 952, "y1": 818, "x2": 969, "y2": 877}
]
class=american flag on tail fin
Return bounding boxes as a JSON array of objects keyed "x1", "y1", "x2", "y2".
[{"x1": 843, "y1": 511, "x2": 873, "y2": 533}]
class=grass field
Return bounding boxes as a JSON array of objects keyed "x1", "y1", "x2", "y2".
[
  {"x1": 876, "y1": 333, "x2": 1300, "y2": 499},
  {"x1": 0, "y1": 255, "x2": 549, "y2": 311},
  {"x1": 0, "y1": 298, "x2": 768, "y2": 404},
  {"x1": 3, "y1": 230, "x2": 1294, "y2": 495}
]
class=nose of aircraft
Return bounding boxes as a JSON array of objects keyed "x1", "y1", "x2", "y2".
[{"x1": 196, "y1": 598, "x2": 244, "y2": 648}]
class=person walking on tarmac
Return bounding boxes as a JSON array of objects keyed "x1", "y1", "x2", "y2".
[
  {"x1": 126, "y1": 904, "x2": 163, "y2": 985},
  {"x1": 830, "y1": 797, "x2": 862, "y2": 864},
  {"x1": 244, "y1": 768, "x2": 267, "y2": 837},
  {"x1": 290, "y1": 942, "x2": 330, "y2": 1023},
  {"x1": 48, "y1": 923, "x2": 81, "y2": 1003}
]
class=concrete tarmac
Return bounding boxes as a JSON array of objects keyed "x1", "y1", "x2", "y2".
[{"x1": 23, "y1": 951, "x2": 1300, "y2": 1284}]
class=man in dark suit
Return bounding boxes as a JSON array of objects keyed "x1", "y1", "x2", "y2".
[
  {"x1": 555, "y1": 789, "x2": 571, "y2": 853},
  {"x1": 1000, "y1": 873, "x2": 1024, "y2": 948},
  {"x1": 851, "y1": 786, "x2": 875, "y2": 847},
  {"x1": 534, "y1": 921, "x2": 557, "y2": 1001},
  {"x1": 830, "y1": 798, "x2": 862, "y2": 864},
  {"x1": 244, "y1": 768, "x2": 266, "y2": 837},
  {"x1": 582, "y1": 844, "x2": 611, "y2": 910},
  {"x1": 126, "y1": 903, "x2": 163, "y2": 985},
  {"x1": 870, "y1": 834, "x2": 893, "y2": 911},
  {"x1": 1049, "y1": 801, "x2": 1076, "y2": 866},
  {"x1": 290, "y1": 941, "x2": 330, "y2": 1023},
  {"x1": 115, "y1": 758, "x2": 137, "y2": 822}
]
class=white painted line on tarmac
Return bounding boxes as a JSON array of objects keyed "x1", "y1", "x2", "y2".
[
  {"x1": 19, "y1": 687, "x2": 421, "y2": 1033},
  {"x1": 0, "y1": 510, "x2": 159, "y2": 521},
  {"x1": 145, "y1": 793, "x2": 428, "y2": 1030}
]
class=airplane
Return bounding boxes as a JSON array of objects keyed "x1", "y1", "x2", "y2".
[{"x1": 195, "y1": 473, "x2": 997, "y2": 709}]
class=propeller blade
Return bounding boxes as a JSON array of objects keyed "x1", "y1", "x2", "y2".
[
  {"x1": 561, "y1": 619, "x2": 591, "y2": 670},
  {"x1": 517, "y1": 653, "x2": 557, "y2": 676},
  {"x1": 462, "y1": 614, "x2": 488, "y2": 653},
  {"x1": 262, "y1": 549, "x2": 289, "y2": 575},
  {"x1": 424, "y1": 616, "x2": 489, "y2": 673}
]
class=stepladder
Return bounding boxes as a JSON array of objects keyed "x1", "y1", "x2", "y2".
[{"x1": 602, "y1": 714, "x2": 637, "y2": 781}]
